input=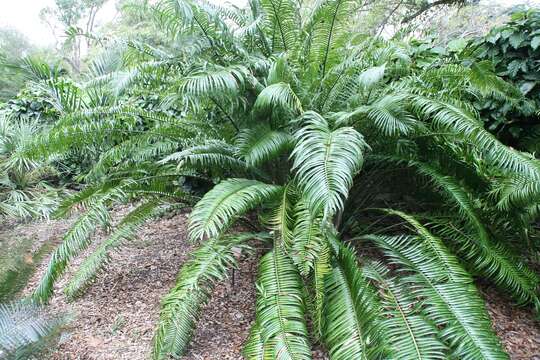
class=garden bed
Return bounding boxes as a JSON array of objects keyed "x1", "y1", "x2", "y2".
[{"x1": 2, "y1": 206, "x2": 537, "y2": 359}]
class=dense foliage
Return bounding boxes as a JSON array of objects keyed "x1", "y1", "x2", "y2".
[
  {"x1": 1, "y1": 1, "x2": 539, "y2": 359},
  {"x1": 0, "y1": 301, "x2": 63, "y2": 360},
  {"x1": 467, "y1": 8, "x2": 540, "y2": 151}
]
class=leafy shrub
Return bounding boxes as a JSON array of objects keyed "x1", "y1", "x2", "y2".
[
  {"x1": 25, "y1": 1, "x2": 540, "y2": 359},
  {"x1": 467, "y1": 8, "x2": 540, "y2": 151}
]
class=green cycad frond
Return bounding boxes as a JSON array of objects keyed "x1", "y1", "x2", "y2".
[
  {"x1": 468, "y1": 61, "x2": 522, "y2": 100},
  {"x1": 368, "y1": 234, "x2": 509, "y2": 360},
  {"x1": 236, "y1": 125, "x2": 294, "y2": 167},
  {"x1": 253, "y1": 82, "x2": 303, "y2": 115},
  {"x1": 410, "y1": 95, "x2": 540, "y2": 207},
  {"x1": 153, "y1": 233, "x2": 255, "y2": 359},
  {"x1": 363, "y1": 261, "x2": 447, "y2": 360},
  {"x1": 292, "y1": 111, "x2": 366, "y2": 218},
  {"x1": 381, "y1": 209, "x2": 472, "y2": 283},
  {"x1": 267, "y1": 183, "x2": 296, "y2": 247},
  {"x1": 322, "y1": 242, "x2": 388, "y2": 360},
  {"x1": 493, "y1": 171, "x2": 540, "y2": 210},
  {"x1": 178, "y1": 65, "x2": 248, "y2": 97},
  {"x1": 32, "y1": 78, "x2": 83, "y2": 114},
  {"x1": 335, "y1": 94, "x2": 418, "y2": 137},
  {"x1": 86, "y1": 136, "x2": 181, "y2": 181},
  {"x1": 291, "y1": 200, "x2": 325, "y2": 276},
  {"x1": 409, "y1": 164, "x2": 540, "y2": 307},
  {"x1": 437, "y1": 222, "x2": 540, "y2": 309},
  {"x1": 365, "y1": 94, "x2": 418, "y2": 136},
  {"x1": 357, "y1": 64, "x2": 387, "y2": 90},
  {"x1": 155, "y1": 0, "x2": 231, "y2": 47},
  {"x1": 32, "y1": 203, "x2": 111, "y2": 303},
  {"x1": 243, "y1": 323, "x2": 268, "y2": 360},
  {"x1": 260, "y1": 0, "x2": 299, "y2": 52},
  {"x1": 303, "y1": 0, "x2": 358, "y2": 77},
  {"x1": 253, "y1": 247, "x2": 312, "y2": 360},
  {"x1": 189, "y1": 179, "x2": 282, "y2": 241},
  {"x1": 0, "y1": 301, "x2": 63, "y2": 359},
  {"x1": 64, "y1": 200, "x2": 162, "y2": 300},
  {"x1": 161, "y1": 141, "x2": 249, "y2": 174}
]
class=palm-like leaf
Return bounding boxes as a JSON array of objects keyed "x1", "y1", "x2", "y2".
[
  {"x1": 153, "y1": 233, "x2": 255, "y2": 359},
  {"x1": 189, "y1": 178, "x2": 282, "y2": 241},
  {"x1": 236, "y1": 125, "x2": 294, "y2": 167},
  {"x1": 260, "y1": 0, "x2": 299, "y2": 52},
  {"x1": 253, "y1": 82, "x2": 303, "y2": 115},
  {"x1": 364, "y1": 261, "x2": 448, "y2": 360},
  {"x1": 0, "y1": 301, "x2": 63, "y2": 360},
  {"x1": 322, "y1": 242, "x2": 388, "y2": 360},
  {"x1": 368, "y1": 233, "x2": 509, "y2": 360},
  {"x1": 32, "y1": 204, "x2": 110, "y2": 303},
  {"x1": 292, "y1": 111, "x2": 366, "y2": 218},
  {"x1": 64, "y1": 200, "x2": 162, "y2": 300},
  {"x1": 252, "y1": 247, "x2": 312, "y2": 360}
]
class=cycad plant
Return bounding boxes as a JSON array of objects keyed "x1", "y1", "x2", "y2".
[
  {"x1": 29, "y1": 0, "x2": 540, "y2": 359},
  {"x1": 0, "y1": 301, "x2": 63, "y2": 360}
]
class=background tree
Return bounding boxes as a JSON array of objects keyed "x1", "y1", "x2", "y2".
[{"x1": 0, "y1": 28, "x2": 36, "y2": 101}]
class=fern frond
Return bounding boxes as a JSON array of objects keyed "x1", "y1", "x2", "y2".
[
  {"x1": 410, "y1": 164, "x2": 540, "y2": 307},
  {"x1": 363, "y1": 261, "x2": 447, "y2": 360},
  {"x1": 260, "y1": 0, "x2": 299, "y2": 52},
  {"x1": 32, "y1": 204, "x2": 111, "y2": 303},
  {"x1": 64, "y1": 200, "x2": 162, "y2": 300},
  {"x1": 322, "y1": 242, "x2": 388, "y2": 360},
  {"x1": 368, "y1": 234, "x2": 509, "y2": 360},
  {"x1": 236, "y1": 125, "x2": 293, "y2": 167},
  {"x1": 178, "y1": 65, "x2": 248, "y2": 97},
  {"x1": 410, "y1": 95, "x2": 540, "y2": 207},
  {"x1": 253, "y1": 82, "x2": 303, "y2": 114},
  {"x1": 243, "y1": 323, "x2": 267, "y2": 360},
  {"x1": 0, "y1": 301, "x2": 63, "y2": 359},
  {"x1": 153, "y1": 233, "x2": 255, "y2": 359},
  {"x1": 292, "y1": 111, "x2": 366, "y2": 218},
  {"x1": 161, "y1": 141, "x2": 250, "y2": 174},
  {"x1": 291, "y1": 200, "x2": 325, "y2": 276},
  {"x1": 254, "y1": 247, "x2": 312, "y2": 359},
  {"x1": 189, "y1": 179, "x2": 282, "y2": 241},
  {"x1": 303, "y1": 0, "x2": 358, "y2": 77}
]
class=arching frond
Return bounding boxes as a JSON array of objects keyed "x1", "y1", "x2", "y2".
[
  {"x1": 153, "y1": 233, "x2": 255, "y2": 359},
  {"x1": 243, "y1": 323, "x2": 267, "y2": 360},
  {"x1": 409, "y1": 163, "x2": 540, "y2": 308},
  {"x1": 189, "y1": 179, "x2": 282, "y2": 241},
  {"x1": 291, "y1": 200, "x2": 325, "y2": 276},
  {"x1": 322, "y1": 242, "x2": 388, "y2": 360},
  {"x1": 0, "y1": 301, "x2": 63, "y2": 359},
  {"x1": 260, "y1": 0, "x2": 299, "y2": 52},
  {"x1": 253, "y1": 82, "x2": 303, "y2": 114},
  {"x1": 32, "y1": 204, "x2": 111, "y2": 303},
  {"x1": 254, "y1": 247, "x2": 312, "y2": 360},
  {"x1": 303, "y1": 0, "x2": 358, "y2": 77},
  {"x1": 292, "y1": 111, "x2": 366, "y2": 218},
  {"x1": 368, "y1": 234, "x2": 509, "y2": 360},
  {"x1": 178, "y1": 65, "x2": 248, "y2": 97},
  {"x1": 161, "y1": 141, "x2": 250, "y2": 174},
  {"x1": 236, "y1": 125, "x2": 294, "y2": 167},
  {"x1": 64, "y1": 200, "x2": 162, "y2": 300},
  {"x1": 410, "y1": 95, "x2": 540, "y2": 208},
  {"x1": 364, "y1": 261, "x2": 447, "y2": 360}
]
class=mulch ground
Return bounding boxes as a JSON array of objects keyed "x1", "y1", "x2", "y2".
[{"x1": 1, "y1": 205, "x2": 537, "y2": 359}]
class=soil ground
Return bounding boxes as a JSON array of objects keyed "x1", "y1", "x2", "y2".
[{"x1": 1, "y1": 205, "x2": 539, "y2": 359}]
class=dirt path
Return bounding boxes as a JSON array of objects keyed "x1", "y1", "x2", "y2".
[{"x1": 2, "y1": 206, "x2": 538, "y2": 359}]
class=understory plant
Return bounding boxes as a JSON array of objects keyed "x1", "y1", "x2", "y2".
[
  {"x1": 0, "y1": 301, "x2": 63, "y2": 360},
  {"x1": 27, "y1": 1, "x2": 540, "y2": 359}
]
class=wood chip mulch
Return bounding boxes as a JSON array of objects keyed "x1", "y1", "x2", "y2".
[{"x1": 3, "y1": 205, "x2": 537, "y2": 359}]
